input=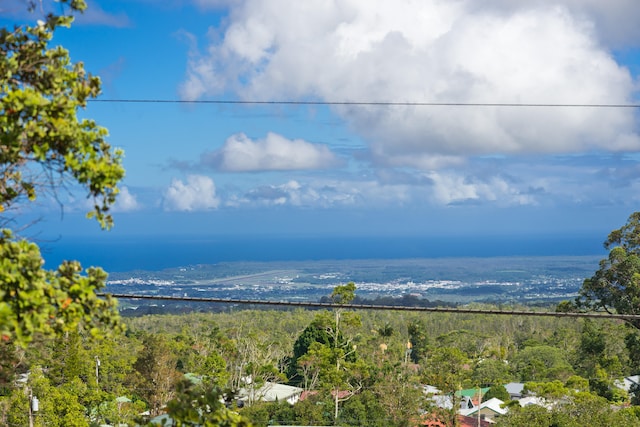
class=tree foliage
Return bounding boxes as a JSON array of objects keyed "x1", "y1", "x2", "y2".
[
  {"x1": 407, "y1": 320, "x2": 430, "y2": 363},
  {"x1": 496, "y1": 391, "x2": 640, "y2": 427},
  {"x1": 512, "y1": 345, "x2": 573, "y2": 382},
  {"x1": 0, "y1": 231, "x2": 120, "y2": 345},
  {"x1": 146, "y1": 380, "x2": 252, "y2": 427},
  {"x1": 132, "y1": 333, "x2": 182, "y2": 417},
  {"x1": 577, "y1": 212, "x2": 640, "y2": 328},
  {"x1": 484, "y1": 384, "x2": 510, "y2": 402},
  {"x1": 0, "y1": 0, "x2": 124, "y2": 226},
  {"x1": 0, "y1": 0, "x2": 124, "y2": 346}
]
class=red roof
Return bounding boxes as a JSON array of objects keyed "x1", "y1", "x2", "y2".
[{"x1": 299, "y1": 390, "x2": 317, "y2": 401}]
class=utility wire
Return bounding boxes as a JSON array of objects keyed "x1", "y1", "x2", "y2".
[
  {"x1": 90, "y1": 99, "x2": 640, "y2": 108},
  {"x1": 100, "y1": 293, "x2": 640, "y2": 321}
]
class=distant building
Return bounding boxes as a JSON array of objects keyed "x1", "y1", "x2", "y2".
[
  {"x1": 459, "y1": 397, "x2": 507, "y2": 423},
  {"x1": 518, "y1": 395, "x2": 551, "y2": 409},
  {"x1": 615, "y1": 375, "x2": 640, "y2": 393},
  {"x1": 238, "y1": 381, "x2": 304, "y2": 405},
  {"x1": 504, "y1": 382, "x2": 525, "y2": 400}
]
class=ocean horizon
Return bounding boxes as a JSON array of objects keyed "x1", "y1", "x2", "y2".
[{"x1": 37, "y1": 233, "x2": 607, "y2": 273}]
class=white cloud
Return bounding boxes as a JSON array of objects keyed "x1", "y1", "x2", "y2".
[
  {"x1": 230, "y1": 179, "x2": 399, "y2": 208},
  {"x1": 228, "y1": 171, "x2": 534, "y2": 208},
  {"x1": 113, "y1": 186, "x2": 141, "y2": 212},
  {"x1": 426, "y1": 171, "x2": 536, "y2": 206},
  {"x1": 180, "y1": 0, "x2": 640, "y2": 170},
  {"x1": 159, "y1": 155, "x2": 640, "y2": 211},
  {"x1": 163, "y1": 175, "x2": 220, "y2": 211},
  {"x1": 478, "y1": 0, "x2": 640, "y2": 48},
  {"x1": 202, "y1": 132, "x2": 341, "y2": 172}
]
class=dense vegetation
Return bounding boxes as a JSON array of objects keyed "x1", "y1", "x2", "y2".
[{"x1": 1, "y1": 296, "x2": 640, "y2": 426}]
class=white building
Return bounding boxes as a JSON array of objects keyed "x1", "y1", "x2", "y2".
[{"x1": 239, "y1": 382, "x2": 304, "y2": 405}]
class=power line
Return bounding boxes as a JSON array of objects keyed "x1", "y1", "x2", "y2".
[
  {"x1": 100, "y1": 293, "x2": 640, "y2": 321},
  {"x1": 90, "y1": 99, "x2": 640, "y2": 108}
]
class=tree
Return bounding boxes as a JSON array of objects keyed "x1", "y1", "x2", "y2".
[
  {"x1": 575, "y1": 320, "x2": 625, "y2": 401},
  {"x1": 484, "y1": 384, "x2": 510, "y2": 402},
  {"x1": 495, "y1": 403, "x2": 554, "y2": 427},
  {"x1": 228, "y1": 330, "x2": 286, "y2": 404},
  {"x1": 171, "y1": 328, "x2": 229, "y2": 389},
  {"x1": 146, "y1": 380, "x2": 252, "y2": 427},
  {"x1": 471, "y1": 358, "x2": 512, "y2": 387},
  {"x1": 626, "y1": 331, "x2": 640, "y2": 378},
  {"x1": 325, "y1": 283, "x2": 362, "y2": 423},
  {"x1": 407, "y1": 320, "x2": 430, "y2": 363},
  {"x1": 291, "y1": 283, "x2": 363, "y2": 424},
  {"x1": 339, "y1": 390, "x2": 388, "y2": 427},
  {"x1": 0, "y1": 0, "x2": 124, "y2": 346},
  {"x1": 132, "y1": 333, "x2": 182, "y2": 417},
  {"x1": 497, "y1": 391, "x2": 640, "y2": 427},
  {"x1": 576, "y1": 212, "x2": 640, "y2": 329},
  {"x1": 19, "y1": 366, "x2": 89, "y2": 427},
  {"x1": 512, "y1": 345, "x2": 573, "y2": 382},
  {"x1": 422, "y1": 346, "x2": 470, "y2": 427},
  {"x1": 523, "y1": 380, "x2": 570, "y2": 401},
  {"x1": 0, "y1": 233, "x2": 121, "y2": 345},
  {"x1": 288, "y1": 318, "x2": 334, "y2": 383},
  {"x1": 371, "y1": 361, "x2": 425, "y2": 427}
]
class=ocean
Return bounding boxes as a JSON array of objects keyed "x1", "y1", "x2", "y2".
[{"x1": 37, "y1": 233, "x2": 606, "y2": 273}]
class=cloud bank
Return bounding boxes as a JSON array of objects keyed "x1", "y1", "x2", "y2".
[{"x1": 180, "y1": 0, "x2": 640, "y2": 170}]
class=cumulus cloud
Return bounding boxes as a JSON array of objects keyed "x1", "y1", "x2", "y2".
[
  {"x1": 426, "y1": 171, "x2": 536, "y2": 206},
  {"x1": 113, "y1": 186, "x2": 141, "y2": 212},
  {"x1": 163, "y1": 175, "x2": 220, "y2": 211},
  {"x1": 228, "y1": 179, "x2": 383, "y2": 208},
  {"x1": 477, "y1": 0, "x2": 640, "y2": 48},
  {"x1": 229, "y1": 173, "x2": 535, "y2": 209},
  {"x1": 201, "y1": 132, "x2": 341, "y2": 172},
  {"x1": 180, "y1": 0, "x2": 640, "y2": 170}
]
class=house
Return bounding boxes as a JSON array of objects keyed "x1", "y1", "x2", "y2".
[
  {"x1": 460, "y1": 395, "x2": 475, "y2": 410},
  {"x1": 615, "y1": 375, "x2": 640, "y2": 393},
  {"x1": 457, "y1": 387, "x2": 489, "y2": 404},
  {"x1": 423, "y1": 385, "x2": 441, "y2": 395},
  {"x1": 424, "y1": 386, "x2": 492, "y2": 412},
  {"x1": 423, "y1": 385, "x2": 454, "y2": 410},
  {"x1": 504, "y1": 382, "x2": 525, "y2": 400},
  {"x1": 518, "y1": 395, "x2": 551, "y2": 409},
  {"x1": 238, "y1": 382, "x2": 304, "y2": 405},
  {"x1": 459, "y1": 397, "x2": 507, "y2": 423}
]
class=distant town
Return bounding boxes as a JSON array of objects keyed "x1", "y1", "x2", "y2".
[{"x1": 104, "y1": 255, "x2": 601, "y2": 315}]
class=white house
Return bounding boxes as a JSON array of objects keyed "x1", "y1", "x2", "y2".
[
  {"x1": 239, "y1": 382, "x2": 304, "y2": 405},
  {"x1": 459, "y1": 397, "x2": 507, "y2": 423},
  {"x1": 615, "y1": 375, "x2": 640, "y2": 393}
]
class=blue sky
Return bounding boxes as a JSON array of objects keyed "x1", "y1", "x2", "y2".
[{"x1": 4, "y1": 0, "x2": 640, "y2": 243}]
